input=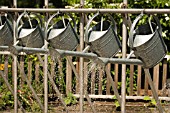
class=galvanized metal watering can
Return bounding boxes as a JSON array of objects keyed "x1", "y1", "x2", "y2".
[
  {"x1": 16, "y1": 12, "x2": 44, "y2": 48},
  {"x1": 85, "y1": 12, "x2": 121, "y2": 58},
  {"x1": 0, "y1": 14, "x2": 13, "y2": 46},
  {"x1": 46, "y1": 12, "x2": 79, "y2": 51},
  {"x1": 128, "y1": 14, "x2": 167, "y2": 68}
]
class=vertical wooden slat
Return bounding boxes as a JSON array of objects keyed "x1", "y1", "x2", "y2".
[
  {"x1": 137, "y1": 65, "x2": 142, "y2": 95},
  {"x1": 91, "y1": 68, "x2": 96, "y2": 94},
  {"x1": 4, "y1": 55, "x2": 9, "y2": 80},
  {"x1": 28, "y1": 57, "x2": 32, "y2": 83},
  {"x1": 76, "y1": 46, "x2": 80, "y2": 94},
  {"x1": 76, "y1": 58, "x2": 80, "y2": 94},
  {"x1": 153, "y1": 64, "x2": 159, "y2": 93},
  {"x1": 50, "y1": 62, "x2": 55, "y2": 80},
  {"x1": 84, "y1": 59, "x2": 88, "y2": 94},
  {"x1": 130, "y1": 64, "x2": 134, "y2": 96},
  {"x1": 162, "y1": 59, "x2": 167, "y2": 96},
  {"x1": 50, "y1": 61, "x2": 55, "y2": 94},
  {"x1": 35, "y1": 62, "x2": 40, "y2": 83},
  {"x1": 106, "y1": 64, "x2": 111, "y2": 95},
  {"x1": 20, "y1": 56, "x2": 25, "y2": 86},
  {"x1": 114, "y1": 64, "x2": 119, "y2": 88},
  {"x1": 0, "y1": 55, "x2": 2, "y2": 85},
  {"x1": 144, "y1": 69, "x2": 149, "y2": 95},
  {"x1": 66, "y1": 56, "x2": 72, "y2": 95},
  {"x1": 58, "y1": 58, "x2": 64, "y2": 93},
  {"x1": 98, "y1": 67, "x2": 103, "y2": 95}
]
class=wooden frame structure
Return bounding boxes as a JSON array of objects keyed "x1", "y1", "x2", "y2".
[{"x1": 0, "y1": 0, "x2": 169, "y2": 113}]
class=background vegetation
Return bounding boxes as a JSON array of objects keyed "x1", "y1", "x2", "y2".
[{"x1": 0, "y1": 0, "x2": 170, "y2": 112}]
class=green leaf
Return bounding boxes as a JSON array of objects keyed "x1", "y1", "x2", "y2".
[
  {"x1": 112, "y1": 95, "x2": 117, "y2": 99},
  {"x1": 151, "y1": 99, "x2": 157, "y2": 105},
  {"x1": 115, "y1": 101, "x2": 120, "y2": 108},
  {"x1": 143, "y1": 96, "x2": 151, "y2": 101}
]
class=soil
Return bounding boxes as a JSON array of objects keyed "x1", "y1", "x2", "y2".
[
  {"x1": 1, "y1": 101, "x2": 170, "y2": 113},
  {"x1": 48, "y1": 100, "x2": 170, "y2": 113}
]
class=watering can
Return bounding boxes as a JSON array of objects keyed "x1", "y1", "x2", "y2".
[
  {"x1": 0, "y1": 14, "x2": 13, "y2": 46},
  {"x1": 85, "y1": 12, "x2": 121, "y2": 58},
  {"x1": 46, "y1": 12, "x2": 79, "y2": 51},
  {"x1": 128, "y1": 13, "x2": 167, "y2": 68},
  {"x1": 16, "y1": 12, "x2": 44, "y2": 48}
]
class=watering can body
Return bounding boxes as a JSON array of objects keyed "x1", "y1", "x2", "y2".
[
  {"x1": 0, "y1": 16, "x2": 13, "y2": 46},
  {"x1": 129, "y1": 14, "x2": 167, "y2": 68},
  {"x1": 16, "y1": 12, "x2": 44, "y2": 48},
  {"x1": 85, "y1": 13, "x2": 121, "y2": 58},
  {"x1": 47, "y1": 13, "x2": 79, "y2": 51}
]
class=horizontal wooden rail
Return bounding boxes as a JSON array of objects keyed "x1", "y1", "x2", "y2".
[{"x1": 73, "y1": 94, "x2": 170, "y2": 101}]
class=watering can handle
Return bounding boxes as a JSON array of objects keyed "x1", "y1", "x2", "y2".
[
  {"x1": 129, "y1": 13, "x2": 144, "y2": 48},
  {"x1": 45, "y1": 12, "x2": 77, "y2": 40},
  {"x1": 16, "y1": 12, "x2": 43, "y2": 39},
  {"x1": 85, "y1": 12, "x2": 117, "y2": 43},
  {"x1": 0, "y1": 13, "x2": 13, "y2": 25},
  {"x1": 129, "y1": 14, "x2": 162, "y2": 49},
  {"x1": 152, "y1": 15, "x2": 162, "y2": 35}
]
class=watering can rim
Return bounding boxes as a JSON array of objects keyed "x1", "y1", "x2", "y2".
[
  {"x1": 18, "y1": 27, "x2": 38, "y2": 39},
  {"x1": 16, "y1": 11, "x2": 43, "y2": 40},
  {"x1": 0, "y1": 21, "x2": 8, "y2": 29},
  {"x1": 47, "y1": 27, "x2": 67, "y2": 40},
  {"x1": 45, "y1": 12, "x2": 77, "y2": 41},
  {"x1": 128, "y1": 13, "x2": 162, "y2": 49},
  {"x1": 88, "y1": 25, "x2": 113, "y2": 43},
  {"x1": 132, "y1": 32, "x2": 155, "y2": 48},
  {"x1": 85, "y1": 12, "x2": 117, "y2": 44}
]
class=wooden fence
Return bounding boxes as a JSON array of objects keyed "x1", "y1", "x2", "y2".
[{"x1": 0, "y1": 54, "x2": 169, "y2": 99}]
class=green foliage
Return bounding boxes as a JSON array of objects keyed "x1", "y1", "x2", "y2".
[
  {"x1": 0, "y1": 84, "x2": 14, "y2": 110},
  {"x1": 143, "y1": 96, "x2": 157, "y2": 107},
  {"x1": 64, "y1": 92, "x2": 77, "y2": 105},
  {"x1": 112, "y1": 95, "x2": 120, "y2": 108},
  {"x1": 18, "y1": 84, "x2": 42, "y2": 112}
]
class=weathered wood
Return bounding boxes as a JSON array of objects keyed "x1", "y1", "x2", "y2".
[
  {"x1": 140, "y1": 89, "x2": 165, "y2": 96},
  {"x1": 98, "y1": 67, "x2": 103, "y2": 95},
  {"x1": 28, "y1": 57, "x2": 32, "y2": 83},
  {"x1": 35, "y1": 62, "x2": 40, "y2": 83},
  {"x1": 162, "y1": 59, "x2": 167, "y2": 96},
  {"x1": 106, "y1": 64, "x2": 111, "y2": 95},
  {"x1": 91, "y1": 67, "x2": 96, "y2": 94},
  {"x1": 50, "y1": 61, "x2": 55, "y2": 94},
  {"x1": 84, "y1": 59, "x2": 88, "y2": 94},
  {"x1": 76, "y1": 59, "x2": 80, "y2": 94},
  {"x1": 144, "y1": 69, "x2": 149, "y2": 95},
  {"x1": 58, "y1": 58, "x2": 64, "y2": 93},
  {"x1": 144, "y1": 69, "x2": 164, "y2": 113},
  {"x1": 130, "y1": 64, "x2": 134, "y2": 96},
  {"x1": 66, "y1": 56, "x2": 72, "y2": 94},
  {"x1": 73, "y1": 94, "x2": 170, "y2": 101},
  {"x1": 137, "y1": 65, "x2": 142, "y2": 95},
  {"x1": 114, "y1": 64, "x2": 119, "y2": 88},
  {"x1": 153, "y1": 64, "x2": 159, "y2": 92},
  {"x1": 19, "y1": 56, "x2": 24, "y2": 86},
  {"x1": 4, "y1": 55, "x2": 9, "y2": 80},
  {"x1": 76, "y1": 46, "x2": 80, "y2": 94}
]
